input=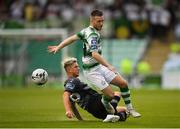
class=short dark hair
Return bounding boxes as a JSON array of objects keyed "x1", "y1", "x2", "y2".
[{"x1": 91, "y1": 9, "x2": 103, "y2": 17}]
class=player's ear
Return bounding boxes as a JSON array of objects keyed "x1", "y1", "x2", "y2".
[
  {"x1": 65, "y1": 66, "x2": 71, "y2": 73},
  {"x1": 90, "y1": 16, "x2": 94, "y2": 23},
  {"x1": 68, "y1": 66, "x2": 74, "y2": 73},
  {"x1": 90, "y1": 16, "x2": 92, "y2": 21}
]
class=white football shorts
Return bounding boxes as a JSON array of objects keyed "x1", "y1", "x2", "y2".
[{"x1": 83, "y1": 64, "x2": 117, "y2": 90}]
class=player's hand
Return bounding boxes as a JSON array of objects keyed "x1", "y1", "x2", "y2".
[
  {"x1": 47, "y1": 45, "x2": 59, "y2": 54},
  {"x1": 107, "y1": 65, "x2": 116, "y2": 73},
  {"x1": 65, "y1": 111, "x2": 74, "y2": 119}
]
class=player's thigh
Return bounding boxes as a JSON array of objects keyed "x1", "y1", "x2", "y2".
[
  {"x1": 83, "y1": 70, "x2": 109, "y2": 90},
  {"x1": 110, "y1": 74, "x2": 128, "y2": 88},
  {"x1": 100, "y1": 65, "x2": 117, "y2": 83}
]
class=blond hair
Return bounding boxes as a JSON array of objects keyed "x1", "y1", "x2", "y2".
[{"x1": 62, "y1": 57, "x2": 77, "y2": 71}]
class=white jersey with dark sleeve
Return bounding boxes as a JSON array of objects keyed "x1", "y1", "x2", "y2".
[{"x1": 76, "y1": 26, "x2": 102, "y2": 68}]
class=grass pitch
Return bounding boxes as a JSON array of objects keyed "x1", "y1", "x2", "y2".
[{"x1": 0, "y1": 87, "x2": 180, "y2": 128}]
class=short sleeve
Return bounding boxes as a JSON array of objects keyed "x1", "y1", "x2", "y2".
[
  {"x1": 76, "y1": 30, "x2": 84, "y2": 40},
  {"x1": 64, "y1": 82, "x2": 75, "y2": 93},
  {"x1": 87, "y1": 33, "x2": 99, "y2": 52}
]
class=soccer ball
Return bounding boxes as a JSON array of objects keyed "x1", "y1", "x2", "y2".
[{"x1": 31, "y1": 68, "x2": 48, "y2": 85}]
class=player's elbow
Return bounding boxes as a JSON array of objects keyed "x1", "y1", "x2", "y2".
[{"x1": 91, "y1": 51, "x2": 99, "y2": 58}]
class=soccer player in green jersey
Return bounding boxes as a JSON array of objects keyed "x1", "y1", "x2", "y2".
[{"x1": 48, "y1": 9, "x2": 141, "y2": 117}]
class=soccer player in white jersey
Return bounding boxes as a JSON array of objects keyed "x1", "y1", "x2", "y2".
[{"x1": 48, "y1": 9, "x2": 141, "y2": 118}]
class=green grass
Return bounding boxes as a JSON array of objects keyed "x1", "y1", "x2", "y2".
[{"x1": 0, "y1": 87, "x2": 180, "y2": 128}]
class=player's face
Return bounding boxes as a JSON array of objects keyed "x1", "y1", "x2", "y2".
[
  {"x1": 70, "y1": 62, "x2": 79, "y2": 77},
  {"x1": 92, "y1": 16, "x2": 104, "y2": 31}
]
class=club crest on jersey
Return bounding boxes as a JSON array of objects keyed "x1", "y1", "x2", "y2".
[
  {"x1": 66, "y1": 82, "x2": 75, "y2": 90},
  {"x1": 91, "y1": 37, "x2": 98, "y2": 49},
  {"x1": 101, "y1": 80, "x2": 106, "y2": 86}
]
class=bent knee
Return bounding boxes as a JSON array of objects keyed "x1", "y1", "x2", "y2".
[
  {"x1": 108, "y1": 92, "x2": 114, "y2": 98},
  {"x1": 119, "y1": 79, "x2": 128, "y2": 87},
  {"x1": 112, "y1": 76, "x2": 128, "y2": 88}
]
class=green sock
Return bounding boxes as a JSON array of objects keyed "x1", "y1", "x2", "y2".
[
  {"x1": 102, "y1": 95, "x2": 112, "y2": 103},
  {"x1": 120, "y1": 87, "x2": 133, "y2": 109}
]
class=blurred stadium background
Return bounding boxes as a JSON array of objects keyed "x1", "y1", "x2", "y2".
[
  {"x1": 0, "y1": 0, "x2": 180, "y2": 128},
  {"x1": 0, "y1": 0, "x2": 180, "y2": 89}
]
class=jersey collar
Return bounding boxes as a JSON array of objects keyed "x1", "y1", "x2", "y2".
[{"x1": 89, "y1": 26, "x2": 99, "y2": 32}]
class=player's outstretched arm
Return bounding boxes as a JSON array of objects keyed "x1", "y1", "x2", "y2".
[
  {"x1": 48, "y1": 34, "x2": 79, "y2": 54},
  {"x1": 63, "y1": 91, "x2": 74, "y2": 119}
]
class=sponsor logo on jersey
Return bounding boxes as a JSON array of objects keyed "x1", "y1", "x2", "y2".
[
  {"x1": 101, "y1": 80, "x2": 106, "y2": 86},
  {"x1": 91, "y1": 37, "x2": 98, "y2": 49}
]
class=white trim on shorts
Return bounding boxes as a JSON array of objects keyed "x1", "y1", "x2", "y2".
[{"x1": 83, "y1": 64, "x2": 117, "y2": 90}]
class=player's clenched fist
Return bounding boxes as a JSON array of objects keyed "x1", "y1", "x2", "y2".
[{"x1": 65, "y1": 111, "x2": 74, "y2": 118}]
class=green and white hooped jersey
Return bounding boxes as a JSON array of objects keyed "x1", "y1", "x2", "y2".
[{"x1": 76, "y1": 26, "x2": 102, "y2": 69}]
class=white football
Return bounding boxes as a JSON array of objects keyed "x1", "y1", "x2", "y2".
[{"x1": 31, "y1": 68, "x2": 48, "y2": 85}]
